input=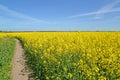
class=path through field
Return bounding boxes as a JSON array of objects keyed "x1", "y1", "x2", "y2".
[{"x1": 12, "y1": 39, "x2": 33, "y2": 80}]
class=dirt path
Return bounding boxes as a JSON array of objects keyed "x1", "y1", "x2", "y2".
[{"x1": 12, "y1": 39, "x2": 33, "y2": 80}]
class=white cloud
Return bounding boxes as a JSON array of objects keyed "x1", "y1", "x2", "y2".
[
  {"x1": 68, "y1": 0, "x2": 120, "y2": 18},
  {"x1": 0, "y1": 4, "x2": 51, "y2": 24}
]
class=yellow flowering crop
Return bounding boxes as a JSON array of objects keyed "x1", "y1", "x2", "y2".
[{"x1": 1, "y1": 32, "x2": 120, "y2": 80}]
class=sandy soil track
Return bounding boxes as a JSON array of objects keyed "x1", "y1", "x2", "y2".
[{"x1": 12, "y1": 39, "x2": 33, "y2": 80}]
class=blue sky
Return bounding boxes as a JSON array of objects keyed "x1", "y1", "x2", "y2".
[{"x1": 0, "y1": 0, "x2": 120, "y2": 31}]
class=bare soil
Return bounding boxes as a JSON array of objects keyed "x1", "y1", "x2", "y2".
[{"x1": 12, "y1": 39, "x2": 33, "y2": 80}]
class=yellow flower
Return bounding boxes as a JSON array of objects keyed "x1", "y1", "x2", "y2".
[
  {"x1": 72, "y1": 63, "x2": 77, "y2": 67},
  {"x1": 68, "y1": 73, "x2": 73, "y2": 78},
  {"x1": 46, "y1": 76, "x2": 49, "y2": 80},
  {"x1": 98, "y1": 76, "x2": 106, "y2": 80},
  {"x1": 93, "y1": 66, "x2": 99, "y2": 72},
  {"x1": 56, "y1": 77, "x2": 61, "y2": 80},
  {"x1": 43, "y1": 60, "x2": 47, "y2": 64},
  {"x1": 63, "y1": 67, "x2": 67, "y2": 72}
]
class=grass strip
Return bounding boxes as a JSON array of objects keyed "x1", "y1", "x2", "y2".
[{"x1": 0, "y1": 37, "x2": 15, "y2": 80}]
